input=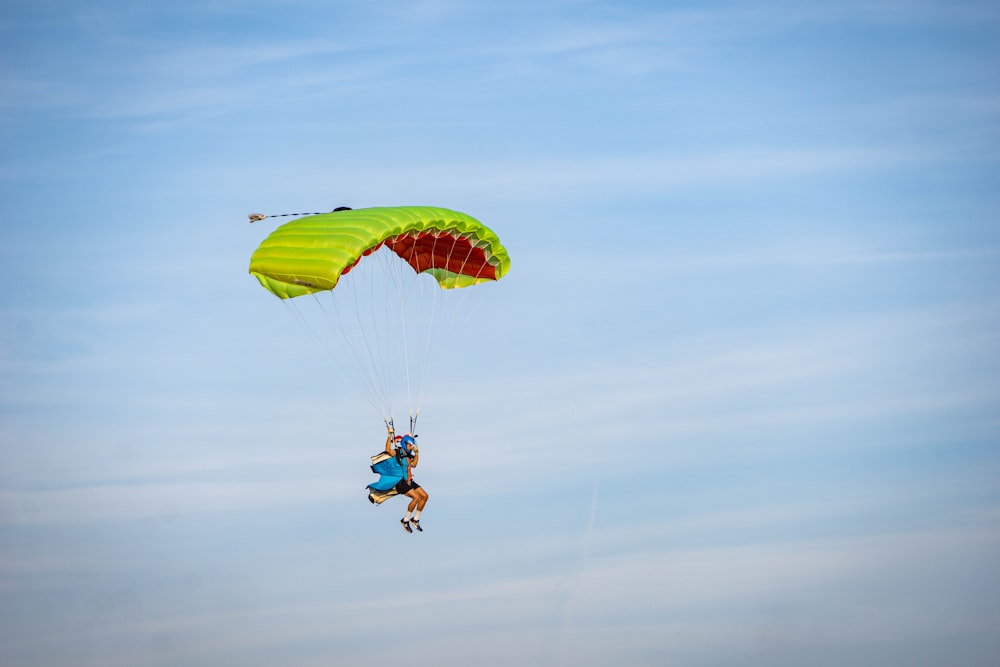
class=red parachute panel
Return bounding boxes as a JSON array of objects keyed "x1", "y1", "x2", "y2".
[{"x1": 385, "y1": 231, "x2": 497, "y2": 280}]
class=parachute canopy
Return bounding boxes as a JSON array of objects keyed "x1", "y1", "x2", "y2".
[{"x1": 249, "y1": 206, "x2": 511, "y2": 299}]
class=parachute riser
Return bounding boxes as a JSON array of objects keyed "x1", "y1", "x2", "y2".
[{"x1": 381, "y1": 415, "x2": 417, "y2": 436}]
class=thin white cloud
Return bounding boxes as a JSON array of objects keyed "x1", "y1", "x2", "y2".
[
  {"x1": 192, "y1": 144, "x2": 930, "y2": 206},
  {"x1": 425, "y1": 299, "x2": 1000, "y2": 472},
  {"x1": 8, "y1": 502, "x2": 996, "y2": 666},
  {"x1": 0, "y1": 476, "x2": 347, "y2": 527}
]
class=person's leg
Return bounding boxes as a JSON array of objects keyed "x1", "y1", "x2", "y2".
[
  {"x1": 404, "y1": 489, "x2": 420, "y2": 518},
  {"x1": 400, "y1": 487, "x2": 420, "y2": 532},
  {"x1": 411, "y1": 488, "x2": 429, "y2": 531}
]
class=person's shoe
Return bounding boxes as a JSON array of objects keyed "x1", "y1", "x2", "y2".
[
  {"x1": 411, "y1": 519, "x2": 423, "y2": 532},
  {"x1": 401, "y1": 518, "x2": 413, "y2": 533}
]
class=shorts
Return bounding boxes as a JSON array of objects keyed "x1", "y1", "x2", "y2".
[{"x1": 393, "y1": 479, "x2": 421, "y2": 494}]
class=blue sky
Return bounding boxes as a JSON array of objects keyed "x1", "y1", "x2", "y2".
[{"x1": 2, "y1": 1, "x2": 999, "y2": 665}]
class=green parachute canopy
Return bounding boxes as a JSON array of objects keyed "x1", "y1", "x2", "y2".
[{"x1": 249, "y1": 206, "x2": 511, "y2": 299}]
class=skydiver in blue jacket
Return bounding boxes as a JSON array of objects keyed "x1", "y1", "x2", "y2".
[{"x1": 385, "y1": 423, "x2": 428, "y2": 533}]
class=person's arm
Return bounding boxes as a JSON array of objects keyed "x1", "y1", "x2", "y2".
[
  {"x1": 411, "y1": 446, "x2": 419, "y2": 468},
  {"x1": 385, "y1": 425, "x2": 395, "y2": 454}
]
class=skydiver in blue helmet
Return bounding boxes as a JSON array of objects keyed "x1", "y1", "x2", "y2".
[{"x1": 385, "y1": 422, "x2": 428, "y2": 533}]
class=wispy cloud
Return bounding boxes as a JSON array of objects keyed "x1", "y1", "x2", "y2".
[
  {"x1": 183, "y1": 144, "x2": 934, "y2": 207},
  {"x1": 6, "y1": 495, "x2": 995, "y2": 666},
  {"x1": 426, "y1": 299, "x2": 1000, "y2": 474}
]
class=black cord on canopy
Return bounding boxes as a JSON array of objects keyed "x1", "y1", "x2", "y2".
[{"x1": 248, "y1": 207, "x2": 352, "y2": 223}]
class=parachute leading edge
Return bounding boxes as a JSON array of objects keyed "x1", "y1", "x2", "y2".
[{"x1": 249, "y1": 206, "x2": 511, "y2": 299}]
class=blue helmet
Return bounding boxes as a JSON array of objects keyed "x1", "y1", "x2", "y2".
[{"x1": 399, "y1": 434, "x2": 417, "y2": 455}]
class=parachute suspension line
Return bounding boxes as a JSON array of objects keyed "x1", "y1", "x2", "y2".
[
  {"x1": 427, "y1": 231, "x2": 491, "y2": 347},
  {"x1": 282, "y1": 297, "x2": 386, "y2": 417},
  {"x1": 335, "y1": 260, "x2": 397, "y2": 419},
  {"x1": 375, "y1": 247, "x2": 408, "y2": 422},
  {"x1": 352, "y1": 257, "x2": 395, "y2": 414},
  {"x1": 452, "y1": 234, "x2": 492, "y2": 312},
  {"x1": 311, "y1": 283, "x2": 393, "y2": 419},
  {"x1": 446, "y1": 234, "x2": 494, "y2": 331},
  {"x1": 343, "y1": 244, "x2": 423, "y2": 426},
  {"x1": 422, "y1": 234, "x2": 491, "y2": 416},
  {"x1": 403, "y1": 230, "x2": 497, "y2": 421},
  {"x1": 319, "y1": 295, "x2": 389, "y2": 418},
  {"x1": 412, "y1": 228, "x2": 454, "y2": 421},
  {"x1": 412, "y1": 231, "x2": 451, "y2": 413},
  {"x1": 275, "y1": 230, "x2": 498, "y2": 428},
  {"x1": 394, "y1": 237, "x2": 420, "y2": 422},
  {"x1": 412, "y1": 231, "x2": 444, "y2": 414}
]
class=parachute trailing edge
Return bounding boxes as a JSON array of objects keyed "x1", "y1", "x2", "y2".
[{"x1": 249, "y1": 206, "x2": 511, "y2": 299}]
